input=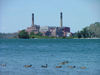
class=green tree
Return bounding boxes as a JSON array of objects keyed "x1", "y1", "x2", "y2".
[
  {"x1": 18, "y1": 30, "x2": 29, "y2": 39},
  {"x1": 62, "y1": 36, "x2": 66, "y2": 38},
  {"x1": 30, "y1": 35, "x2": 35, "y2": 38},
  {"x1": 75, "y1": 22, "x2": 100, "y2": 38},
  {"x1": 82, "y1": 27, "x2": 89, "y2": 38},
  {"x1": 35, "y1": 32, "x2": 43, "y2": 36},
  {"x1": 79, "y1": 27, "x2": 90, "y2": 38},
  {"x1": 29, "y1": 31, "x2": 34, "y2": 38},
  {"x1": 77, "y1": 31, "x2": 81, "y2": 38},
  {"x1": 89, "y1": 22, "x2": 100, "y2": 38}
]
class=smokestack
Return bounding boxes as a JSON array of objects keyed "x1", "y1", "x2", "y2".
[
  {"x1": 31, "y1": 13, "x2": 34, "y2": 27},
  {"x1": 60, "y1": 12, "x2": 62, "y2": 27}
]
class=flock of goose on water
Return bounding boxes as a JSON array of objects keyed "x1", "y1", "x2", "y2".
[{"x1": 0, "y1": 61, "x2": 86, "y2": 69}]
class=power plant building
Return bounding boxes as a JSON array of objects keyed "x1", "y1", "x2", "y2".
[
  {"x1": 25, "y1": 13, "x2": 40, "y2": 34},
  {"x1": 26, "y1": 26, "x2": 39, "y2": 34},
  {"x1": 39, "y1": 26, "x2": 57, "y2": 36},
  {"x1": 18, "y1": 12, "x2": 71, "y2": 37}
]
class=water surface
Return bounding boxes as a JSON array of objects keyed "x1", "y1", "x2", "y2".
[{"x1": 0, "y1": 39, "x2": 100, "y2": 75}]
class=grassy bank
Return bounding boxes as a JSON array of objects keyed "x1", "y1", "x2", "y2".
[{"x1": 30, "y1": 35, "x2": 75, "y2": 39}]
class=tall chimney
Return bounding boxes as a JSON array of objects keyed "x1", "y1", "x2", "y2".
[
  {"x1": 60, "y1": 12, "x2": 62, "y2": 27},
  {"x1": 31, "y1": 13, "x2": 34, "y2": 27}
]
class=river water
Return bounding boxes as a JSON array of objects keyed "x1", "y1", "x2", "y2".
[{"x1": 0, "y1": 39, "x2": 100, "y2": 75}]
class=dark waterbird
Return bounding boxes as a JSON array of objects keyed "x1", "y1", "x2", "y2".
[
  {"x1": 68, "y1": 66, "x2": 75, "y2": 68},
  {"x1": 24, "y1": 65, "x2": 32, "y2": 67},
  {"x1": 80, "y1": 67, "x2": 86, "y2": 68},
  {"x1": 41, "y1": 64, "x2": 48, "y2": 68},
  {"x1": 59, "y1": 62, "x2": 65, "y2": 65},
  {"x1": 1, "y1": 63, "x2": 7, "y2": 66},
  {"x1": 56, "y1": 66, "x2": 62, "y2": 68},
  {"x1": 59, "y1": 61, "x2": 68, "y2": 65}
]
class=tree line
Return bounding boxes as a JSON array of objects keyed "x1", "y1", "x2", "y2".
[
  {"x1": 74, "y1": 22, "x2": 100, "y2": 38},
  {"x1": 0, "y1": 32, "x2": 18, "y2": 39}
]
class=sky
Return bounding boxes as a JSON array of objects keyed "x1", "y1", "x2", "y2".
[{"x1": 0, "y1": 0, "x2": 100, "y2": 33}]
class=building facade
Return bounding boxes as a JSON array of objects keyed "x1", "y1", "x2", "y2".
[
  {"x1": 18, "y1": 12, "x2": 71, "y2": 37},
  {"x1": 26, "y1": 26, "x2": 40, "y2": 34}
]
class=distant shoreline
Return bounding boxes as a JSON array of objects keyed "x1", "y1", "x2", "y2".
[
  {"x1": 73, "y1": 38, "x2": 100, "y2": 39},
  {"x1": 0, "y1": 37, "x2": 100, "y2": 39}
]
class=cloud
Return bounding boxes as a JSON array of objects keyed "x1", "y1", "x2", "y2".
[
  {"x1": 2, "y1": 27, "x2": 7, "y2": 29},
  {"x1": 0, "y1": 27, "x2": 7, "y2": 32}
]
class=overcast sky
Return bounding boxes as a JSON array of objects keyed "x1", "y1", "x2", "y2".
[{"x1": 0, "y1": 0, "x2": 100, "y2": 33}]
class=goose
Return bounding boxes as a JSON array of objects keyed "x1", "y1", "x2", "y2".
[
  {"x1": 80, "y1": 67, "x2": 86, "y2": 68},
  {"x1": 68, "y1": 66, "x2": 75, "y2": 68},
  {"x1": 1, "y1": 63, "x2": 7, "y2": 66},
  {"x1": 41, "y1": 64, "x2": 47, "y2": 68},
  {"x1": 56, "y1": 66, "x2": 62, "y2": 68},
  {"x1": 60, "y1": 61, "x2": 68, "y2": 64},
  {"x1": 24, "y1": 65, "x2": 32, "y2": 67},
  {"x1": 59, "y1": 62, "x2": 65, "y2": 65}
]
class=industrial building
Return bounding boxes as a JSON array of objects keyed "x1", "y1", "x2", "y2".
[
  {"x1": 18, "y1": 13, "x2": 40, "y2": 34},
  {"x1": 25, "y1": 13, "x2": 40, "y2": 34},
  {"x1": 18, "y1": 12, "x2": 71, "y2": 37},
  {"x1": 39, "y1": 12, "x2": 71, "y2": 37}
]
